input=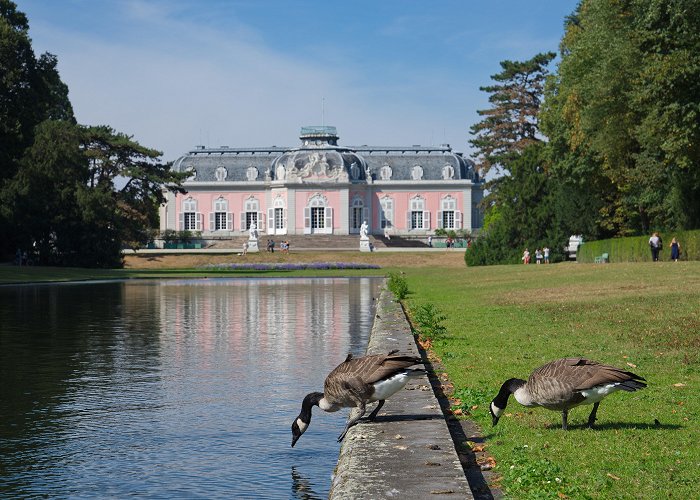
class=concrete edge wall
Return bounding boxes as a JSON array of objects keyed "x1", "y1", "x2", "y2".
[{"x1": 328, "y1": 287, "x2": 473, "y2": 499}]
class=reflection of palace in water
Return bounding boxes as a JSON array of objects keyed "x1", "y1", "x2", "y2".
[{"x1": 153, "y1": 278, "x2": 381, "y2": 367}]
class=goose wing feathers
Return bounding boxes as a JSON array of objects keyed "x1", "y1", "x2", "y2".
[
  {"x1": 324, "y1": 353, "x2": 422, "y2": 402},
  {"x1": 528, "y1": 357, "x2": 646, "y2": 406}
]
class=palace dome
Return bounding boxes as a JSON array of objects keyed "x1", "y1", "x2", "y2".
[{"x1": 270, "y1": 126, "x2": 368, "y2": 182}]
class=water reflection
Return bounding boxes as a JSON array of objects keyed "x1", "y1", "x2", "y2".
[{"x1": 0, "y1": 277, "x2": 382, "y2": 499}]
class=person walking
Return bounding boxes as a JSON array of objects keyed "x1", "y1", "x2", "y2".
[
  {"x1": 535, "y1": 248, "x2": 543, "y2": 264},
  {"x1": 649, "y1": 232, "x2": 662, "y2": 261},
  {"x1": 669, "y1": 237, "x2": 681, "y2": 262},
  {"x1": 543, "y1": 246, "x2": 550, "y2": 264}
]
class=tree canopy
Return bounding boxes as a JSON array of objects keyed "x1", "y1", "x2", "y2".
[
  {"x1": 1, "y1": 0, "x2": 186, "y2": 267},
  {"x1": 469, "y1": 0, "x2": 700, "y2": 265}
]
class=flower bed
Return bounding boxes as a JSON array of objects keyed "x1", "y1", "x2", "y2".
[{"x1": 198, "y1": 262, "x2": 381, "y2": 271}]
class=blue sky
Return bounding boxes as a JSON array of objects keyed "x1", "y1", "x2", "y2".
[{"x1": 19, "y1": 0, "x2": 579, "y2": 161}]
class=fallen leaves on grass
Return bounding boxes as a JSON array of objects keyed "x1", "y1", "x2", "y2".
[{"x1": 606, "y1": 473, "x2": 621, "y2": 480}]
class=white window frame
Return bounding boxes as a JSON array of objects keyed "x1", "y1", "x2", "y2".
[
  {"x1": 304, "y1": 194, "x2": 332, "y2": 234},
  {"x1": 380, "y1": 196, "x2": 394, "y2": 230},
  {"x1": 180, "y1": 197, "x2": 201, "y2": 231},
  {"x1": 350, "y1": 196, "x2": 366, "y2": 233},
  {"x1": 407, "y1": 196, "x2": 430, "y2": 231},
  {"x1": 267, "y1": 197, "x2": 287, "y2": 235},
  {"x1": 438, "y1": 196, "x2": 460, "y2": 230}
]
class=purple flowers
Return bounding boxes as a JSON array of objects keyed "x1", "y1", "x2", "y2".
[{"x1": 199, "y1": 262, "x2": 381, "y2": 271}]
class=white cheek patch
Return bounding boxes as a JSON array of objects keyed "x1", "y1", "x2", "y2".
[
  {"x1": 491, "y1": 402, "x2": 504, "y2": 417},
  {"x1": 296, "y1": 418, "x2": 308, "y2": 434}
]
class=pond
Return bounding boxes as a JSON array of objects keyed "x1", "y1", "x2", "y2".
[{"x1": 0, "y1": 277, "x2": 383, "y2": 499}]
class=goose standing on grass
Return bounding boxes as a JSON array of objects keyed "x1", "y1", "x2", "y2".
[
  {"x1": 291, "y1": 350, "x2": 424, "y2": 447},
  {"x1": 490, "y1": 357, "x2": 647, "y2": 430}
]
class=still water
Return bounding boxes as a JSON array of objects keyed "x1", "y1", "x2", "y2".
[{"x1": 0, "y1": 277, "x2": 383, "y2": 499}]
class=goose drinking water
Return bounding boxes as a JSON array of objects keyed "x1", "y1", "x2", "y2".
[
  {"x1": 291, "y1": 350, "x2": 425, "y2": 447},
  {"x1": 490, "y1": 357, "x2": 647, "y2": 430}
]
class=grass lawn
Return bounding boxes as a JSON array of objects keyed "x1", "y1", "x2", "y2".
[{"x1": 403, "y1": 261, "x2": 699, "y2": 499}]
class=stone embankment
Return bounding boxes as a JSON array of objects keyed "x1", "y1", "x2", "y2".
[{"x1": 329, "y1": 288, "x2": 474, "y2": 499}]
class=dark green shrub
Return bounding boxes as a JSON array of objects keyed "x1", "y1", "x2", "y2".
[
  {"x1": 387, "y1": 272, "x2": 409, "y2": 300},
  {"x1": 411, "y1": 302, "x2": 447, "y2": 340}
]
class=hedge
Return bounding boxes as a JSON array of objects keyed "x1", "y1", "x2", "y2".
[{"x1": 577, "y1": 230, "x2": 700, "y2": 263}]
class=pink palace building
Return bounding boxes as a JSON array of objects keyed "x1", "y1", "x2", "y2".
[{"x1": 160, "y1": 126, "x2": 484, "y2": 240}]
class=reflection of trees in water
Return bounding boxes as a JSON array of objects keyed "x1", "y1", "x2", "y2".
[{"x1": 291, "y1": 466, "x2": 323, "y2": 500}]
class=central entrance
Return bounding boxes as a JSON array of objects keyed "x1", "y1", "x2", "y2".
[{"x1": 304, "y1": 194, "x2": 333, "y2": 234}]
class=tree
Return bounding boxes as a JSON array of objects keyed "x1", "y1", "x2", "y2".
[
  {"x1": 2, "y1": 121, "x2": 187, "y2": 267},
  {"x1": 541, "y1": 0, "x2": 700, "y2": 234},
  {"x1": 1, "y1": 0, "x2": 75, "y2": 256},
  {"x1": 469, "y1": 52, "x2": 556, "y2": 178}
]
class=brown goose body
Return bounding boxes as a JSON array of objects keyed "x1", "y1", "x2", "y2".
[
  {"x1": 490, "y1": 357, "x2": 647, "y2": 430},
  {"x1": 291, "y1": 350, "x2": 424, "y2": 446}
]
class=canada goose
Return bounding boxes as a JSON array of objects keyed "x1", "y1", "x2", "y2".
[
  {"x1": 291, "y1": 350, "x2": 424, "y2": 447},
  {"x1": 490, "y1": 357, "x2": 647, "y2": 430}
]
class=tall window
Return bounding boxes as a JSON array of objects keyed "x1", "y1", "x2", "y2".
[
  {"x1": 241, "y1": 197, "x2": 261, "y2": 231},
  {"x1": 210, "y1": 197, "x2": 231, "y2": 231},
  {"x1": 408, "y1": 196, "x2": 429, "y2": 230},
  {"x1": 438, "y1": 196, "x2": 460, "y2": 230},
  {"x1": 351, "y1": 197, "x2": 366, "y2": 233},
  {"x1": 268, "y1": 196, "x2": 287, "y2": 235},
  {"x1": 380, "y1": 197, "x2": 394, "y2": 229},
  {"x1": 304, "y1": 194, "x2": 332, "y2": 234},
  {"x1": 181, "y1": 197, "x2": 200, "y2": 230}
]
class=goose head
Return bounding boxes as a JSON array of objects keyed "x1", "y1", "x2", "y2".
[
  {"x1": 490, "y1": 378, "x2": 526, "y2": 426},
  {"x1": 291, "y1": 392, "x2": 323, "y2": 447}
]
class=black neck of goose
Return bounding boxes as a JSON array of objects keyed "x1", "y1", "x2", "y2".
[
  {"x1": 300, "y1": 392, "x2": 324, "y2": 423},
  {"x1": 493, "y1": 378, "x2": 526, "y2": 409}
]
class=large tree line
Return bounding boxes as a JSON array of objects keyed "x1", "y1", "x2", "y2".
[
  {"x1": 467, "y1": 0, "x2": 700, "y2": 265},
  {"x1": 0, "y1": 0, "x2": 185, "y2": 267}
]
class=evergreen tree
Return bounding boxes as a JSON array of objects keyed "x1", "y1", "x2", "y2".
[{"x1": 469, "y1": 52, "x2": 555, "y2": 177}]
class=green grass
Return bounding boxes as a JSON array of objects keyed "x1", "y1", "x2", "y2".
[{"x1": 403, "y1": 261, "x2": 699, "y2": 499}]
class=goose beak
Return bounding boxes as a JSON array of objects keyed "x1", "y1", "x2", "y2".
[{"x1": 291, "y1": 434, "x2": 300, "y2": 447}]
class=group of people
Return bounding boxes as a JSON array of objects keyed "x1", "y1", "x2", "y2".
[
  {"x1": 522, "y1": 247, "x2": 550, "y2": 264},
  {"x1": 649, "y1": 232, "x2": 681, "y2": 262}
]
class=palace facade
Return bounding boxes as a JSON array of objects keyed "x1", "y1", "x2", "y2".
[{"x1": 160, "y1": 126, "x2": 483, "y2": 239}]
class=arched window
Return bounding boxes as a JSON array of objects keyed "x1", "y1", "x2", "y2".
[
  {"x1": 438, "y1": 195, "x2": 461, "y2": 230},
  {"x1": 407, "y1": 195, "x2": 430, "y2": 230},
  {"x1": 442, "y1": 164, "x2": 455, "y2": 180},
  {"x1": 267, "y1": 196, "x2": 287, "y2": 235},
  {"x1": 380, "y1": 196, "x2": 394, "y2": 230},
  {"x1": 304, "y1": 194, "x2": 333, "y2": 234},
  {"x1": 180, "y1": 197, "x2": 201, "y2": 230},
  {"x1": 210, "y1": 196, "x2": 232, "y2": 231},
  {"x1": 241, "y1": 196, "x2": 263, "y2": 232},
  {"x1": 350, "y1": 196, "x2": 367, "y2": 233}
]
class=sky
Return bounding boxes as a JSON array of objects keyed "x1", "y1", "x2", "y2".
[{"x1": 18, "y1": 0, "x2": 580, "y2": 162}]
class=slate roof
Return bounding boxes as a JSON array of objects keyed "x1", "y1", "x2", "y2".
[{"x1": 171, "y1": 127, "x2": 480, "y2": 183}]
